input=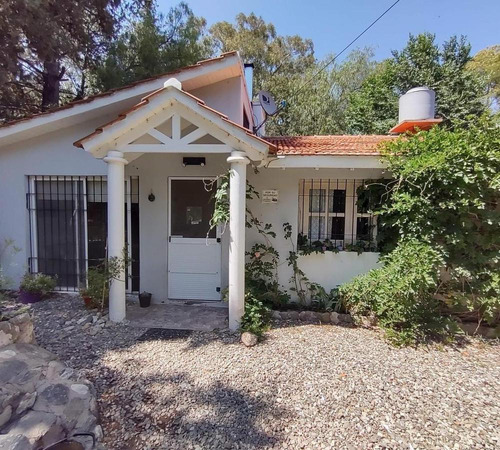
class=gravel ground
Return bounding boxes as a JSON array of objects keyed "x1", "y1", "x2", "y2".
[{"x1": 31, "y1": 295, "x2": 500, "y2": 450}]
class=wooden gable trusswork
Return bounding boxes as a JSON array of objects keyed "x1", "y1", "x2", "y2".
[
  {"x1": 121, "y1": 108, "x2": 232, "y2": 154},
  {"x1": 74, "y1": 79, "x2": 273, "y2": 161}
]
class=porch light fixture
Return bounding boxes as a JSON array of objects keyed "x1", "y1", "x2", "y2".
[
  {"x1": 182, "y1": 157, "x2": 206, "y2": 167},
  {"x1": 148, "y1": 190, "x2": 155, "y2": 202}
]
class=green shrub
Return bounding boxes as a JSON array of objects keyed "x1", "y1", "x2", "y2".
[
  {"x1": 339, "y1": 240, "x2": 457, "y2": 346},
  {"x1": 19, "y1": 273, "x2": 57, "y2": 296},
  {"x1": 240, "y1": 293, "x2": 271, "y2": 336},
  {"x1": 81, "y1": 266, "x2": 110, "y2": 309}
]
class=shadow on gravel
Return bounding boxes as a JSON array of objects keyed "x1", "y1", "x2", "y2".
[{"x1": 98, "y1": 367, "x2": 285, "y2": 449}]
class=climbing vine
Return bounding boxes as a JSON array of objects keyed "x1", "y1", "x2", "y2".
[{"x1": 207, "y1": 171, "x2": 342, "y2": 311}]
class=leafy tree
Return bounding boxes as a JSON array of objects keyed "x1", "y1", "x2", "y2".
[
  {"x1": 343, "y1": 60, "x2": 398, "y2": 134},
  {"x1": 92, "y1": 2, "x2": 211, "y2": 92},
  {"x1": 346, "y1": 33, "x2": 488, "y2": 133},
  {"x1": 210, "y1": 13, "x2": 376, "y2": 135},
  {"x1": 468, "y1": 45, "x2": 500, "y2": 110},
  {"x1": 0, "y1": 0, "x2": 122, "y2": 122},
  {"x1": 267, "y1": 49, "x2": 376, "y2": 135},
  {"x1": 210, "y1": 13, "x2": 314, "y2": 98}
]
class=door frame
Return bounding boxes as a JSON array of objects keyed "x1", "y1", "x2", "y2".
[{"x1": 166, "y1": 176, "x2": 222, "y2": 300}]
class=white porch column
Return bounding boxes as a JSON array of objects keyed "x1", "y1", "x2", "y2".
[
  {"x1": 227, "y1": 150, "x2": 250, "y2": 331},
  {"x1": 104, "y1": 150, "x2": 128, "y2": 322}
]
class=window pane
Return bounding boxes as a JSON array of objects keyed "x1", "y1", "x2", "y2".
[
  {"x1": 329, "y1": 217, "x2": 345, "y2": 240},
  {"x1": 35, "y1": 180, "x2": 85, "y2": 288},
  {"x1": 329, "y1": 189, "x2": 346, "y2": 213},
  {"x1": 357, "y1": 217, "x2": 371, "y2": 240},
  {"x1": 309, "y1": 189, "x2": 325, "y2": 213},
  {"x1": 356, "y1": 187, "x2": 370, "y2": 214},
  {"x1": 308, "y1": 216, "x2": 325, "y2": 240},
  {"x1": 171, "y1": 180, "x2": 216, "y2": 238}
]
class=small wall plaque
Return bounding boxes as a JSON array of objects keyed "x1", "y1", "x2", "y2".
[{"x1": 262, "y1": 189, "x2": 278, "y2": 204}]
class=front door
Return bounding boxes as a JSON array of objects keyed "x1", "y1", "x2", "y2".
[{"x1": 168, "y1": 178, "x2": 221, "y2": 300}]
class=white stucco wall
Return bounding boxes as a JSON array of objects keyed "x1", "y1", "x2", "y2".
[
  {"x1": 190, "y1": 77, "x2": 243, "y2": 125},
  {"x1": 0, "y1": 73, "x2": 384, "y2": 303},
  {"x1": 0, "y1": 76, "x2": 245, "y2": 294},
  {"x1": 246, "y1": 167, "x2": 384, "y2": 297}
]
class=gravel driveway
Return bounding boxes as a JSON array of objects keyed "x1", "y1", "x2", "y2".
[{"x1": 32, "y1": 296, "x2": 500, "y2": 449}]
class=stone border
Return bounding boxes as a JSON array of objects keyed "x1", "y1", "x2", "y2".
[
  {"x1": 0, "y1": 311, "x2": 35, "y2": 347},
  {"x1": 271, "y1": 310, "x2": 353, "y2": 325}
]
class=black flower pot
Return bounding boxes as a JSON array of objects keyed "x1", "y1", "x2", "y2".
[{"x1": 139, "y1": 292, "x2": 152, "y2": 308}]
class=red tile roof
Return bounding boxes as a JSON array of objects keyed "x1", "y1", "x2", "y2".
[
  {"x1": 265, "y1": 135, "x2": 396, "y2": 156},
  {"x1": 0, "y1": 52, "x2": 239, "y2": 130}
]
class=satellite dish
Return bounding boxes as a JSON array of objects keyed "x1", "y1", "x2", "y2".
[{"x1": 258, "y1": 91, "x2": 278, "y2": 116}]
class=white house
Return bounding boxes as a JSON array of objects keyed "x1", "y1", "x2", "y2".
[{"x1": 0, "y1": 52, "x2": 440, "y2": 329}]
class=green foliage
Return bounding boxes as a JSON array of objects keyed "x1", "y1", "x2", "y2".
[
  {"x1": 1, "y1": 0, "x2": 121, "y2": 120},
  {"x1": 310, "y1": 287, "x2": 343, "y2": 313},
  {"x1": 345, "y1": 61, "x2": 399, "y2": 134},
  {"x1": 240, "y1": 292, "x2": 271, "y2": 336},
  {"x1": 283, "y1": 223, "x2": 322, "y2": 305},
  {"x1": 206, "y1": 172, "x2": 230, "y2": 234},
  {"x1": 346, "y1": 33, "x2": 488, "y2": 133},
  {"x1": 93, "y1": 2, "x2": 210, "y2": 91},
  {"x1": 245, "y1": 198, "x2": 290, "y2": 309},
  {"x1": 20, "y1": 273, "x2": 57, "y2": 296},
  {"x1": 210, "y1": 12, "x2": 376, "y2": 135},
  {"x1": 210, "y1": 12, "x2": 314, "y2": 100},
  {"x1": 356, "y1": 117, "x2": 500, "y2": 336},
  {"x1": 380, "y1": 117, "x2": 500, "y2": 278},
  {"x1": 81, "y1": 254, "x2": 128, "y2": 309},
  {"x1": 266, "y1": 49, "x2": 376, "y2": 135},
  {"x1": 468, "y1": 45, "x2": 500, "y2": 111},
  {"x1": 340, "y1": 240, "x2": 456, "y2": 346}
]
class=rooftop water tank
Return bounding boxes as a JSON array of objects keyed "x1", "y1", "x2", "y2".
[{"x1": 398, "y1": 87, "x2": 436, "y2": 123}]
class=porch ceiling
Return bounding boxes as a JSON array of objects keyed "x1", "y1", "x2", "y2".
[{"x1": 74, "y1": 79, "x2": 274, "y2": 162}]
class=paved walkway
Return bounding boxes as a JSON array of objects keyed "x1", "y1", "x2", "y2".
[{"x1": 126, "y1": 300, "x2": 228, "y2": 331}]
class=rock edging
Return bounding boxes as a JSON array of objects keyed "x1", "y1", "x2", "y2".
[
  {"x1": 0, "y1": 311, "x2": 35, "y2": 347},
  {"x1": 271, "y1": 310, "x2": 353, "y2": 325},
  {"x1": 0, "y1": 343, "x2": 101, "y2": 449}
]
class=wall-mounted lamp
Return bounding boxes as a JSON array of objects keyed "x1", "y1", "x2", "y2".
[
  {"x1": 183, "y1": 157, "x2": 206, "y2": 167},
  {"x1": 148, "y1": 190, "x2": 155, "y2": 202}
]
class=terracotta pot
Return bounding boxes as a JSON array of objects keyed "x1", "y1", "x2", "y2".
[
  {"x1": 82, "y1": 296, "x2": 93, "y2": 307},
  {"x1": 19, "y1": 291, "x2": 43, "y2": 304}
]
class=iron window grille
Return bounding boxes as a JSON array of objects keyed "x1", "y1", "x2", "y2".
[
  {"x1": 298, "y1": 179, "x2": 377, "y2": 252},
  {"x1": 26, "y1": 176, "x2": 140, "y2": 292}
]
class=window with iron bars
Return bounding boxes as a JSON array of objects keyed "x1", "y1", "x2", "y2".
[
  {"x1": 298, "y1": 179, "x2": 377, "y2": 252},
  {"x1": 26, "y1": 176, "x2": 140, "y2": 292}
]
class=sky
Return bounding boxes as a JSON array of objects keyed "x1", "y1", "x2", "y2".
[{"x1": 158, "y1": 0, "x2": 499, "y2": 62}]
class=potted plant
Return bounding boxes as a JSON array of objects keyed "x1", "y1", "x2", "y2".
[
  {"x1": 80, "y1": 254, "x2": 128, "y2": 310},
  {"x1": 19, "y1": 272, "x2": 57, "y2": 304},
  {"x1": 139, "y1": 291, "x2": 152, "y2": 308},
  {"x1": 80, "y1": 266, "x2": 111, "y2": 309}
]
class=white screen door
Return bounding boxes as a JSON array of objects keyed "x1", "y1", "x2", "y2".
[{"x1": 168, "y1": 178, "x2": 221, "y2": 300}]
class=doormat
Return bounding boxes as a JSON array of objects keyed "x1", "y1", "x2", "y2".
[{"x1": 138, "y1": 328, "x2": 193, "y2": 342}]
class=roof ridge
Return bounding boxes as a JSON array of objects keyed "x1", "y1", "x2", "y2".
[{"x1": 0, "y1": 52, "x2": 240, "y2": 130}]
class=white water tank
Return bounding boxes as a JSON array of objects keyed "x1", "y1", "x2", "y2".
[{"x1": 398, "y1": 87, "x2": 436, "y2": 123}]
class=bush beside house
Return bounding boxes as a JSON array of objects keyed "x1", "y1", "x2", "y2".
[{"x1": 340, "y1": 117, "x2": 500, "y2": 344}]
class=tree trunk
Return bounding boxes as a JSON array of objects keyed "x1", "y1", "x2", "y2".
[{"x1": 41, "y1": 61, "x2": 64, "y2": 111}]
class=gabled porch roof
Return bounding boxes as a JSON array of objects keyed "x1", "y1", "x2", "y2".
[{"x1": 74, "y1": 78, "x2": 274, "y2": 162}]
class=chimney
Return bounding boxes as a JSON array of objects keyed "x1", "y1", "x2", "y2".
[
  {"x1": 244, "y1": 63, "x2": 254, "y2": 101},
  {"x1": 390, "y1": 86, "x2": 442, "y2": 134}
]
